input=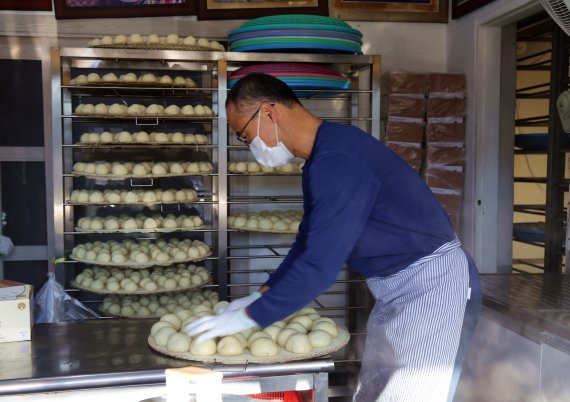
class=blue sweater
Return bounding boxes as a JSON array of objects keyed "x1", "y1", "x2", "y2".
[{"x1": 248, "y1": 121, "x2": 480, "y2": 327}]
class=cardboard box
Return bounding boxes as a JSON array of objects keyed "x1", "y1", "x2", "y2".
[{"x1": 0, "y1": 280, "x2": 33, "y2": 343}]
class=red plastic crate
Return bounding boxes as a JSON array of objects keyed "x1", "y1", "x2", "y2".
[{"x1": 247, "y1": 391, "x2": 303, "y2": 402}]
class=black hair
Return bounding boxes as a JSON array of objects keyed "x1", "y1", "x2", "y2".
[{"x1": 226, "y1": 73, "x2": 301, "y2": 113}]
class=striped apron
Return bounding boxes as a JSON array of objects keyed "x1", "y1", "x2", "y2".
[{"x1": 353, "y1": 237, "x2": 470, "y2": 402}]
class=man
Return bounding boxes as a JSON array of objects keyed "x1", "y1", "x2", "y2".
[{"x1": 186, "y1": 73, "x2": 481, "y2": 402}]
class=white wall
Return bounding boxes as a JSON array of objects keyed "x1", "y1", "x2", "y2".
[{"x1": 0, "y1": 13, "x2": 447, "y2": 74}]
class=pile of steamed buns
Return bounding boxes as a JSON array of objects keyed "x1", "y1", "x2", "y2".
[
  {"x1": 72, "y1": 161, "x2": 213, "y2": 177},
  {"x1": 74, "y1": 103, "x2": 214, "y2": 117},
  {"x1": 88, "y1": 34, "x2": 224, "y2": 51},
  {"x1": 71, "y1": 238, "x2": 211, "y2": 266},
  {"x1": 150, "y1": 306, "x2": 340, "y2": 357},
  {"x1": 69, "y1": 188, "x2": 199, "y2": 204}
]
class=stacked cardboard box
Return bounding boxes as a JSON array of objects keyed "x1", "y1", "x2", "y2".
[
  {"x1": 424, "y1": 73, "x2": 467, "y2": 231},
  {"x1": 385, "y1": 73, "x2": 427, "y2": 173}
]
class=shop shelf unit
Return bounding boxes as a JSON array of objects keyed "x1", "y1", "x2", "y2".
[{"x1": 52, "y1": 47, "x2": 380, "y2": 397}]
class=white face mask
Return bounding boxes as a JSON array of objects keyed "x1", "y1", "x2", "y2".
[{"x1": 249, "y1": 112, "x2": 295, "y2": 168}]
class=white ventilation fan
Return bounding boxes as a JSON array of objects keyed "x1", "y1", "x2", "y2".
[{"x1": 540, "y1": 0, "x2": 570, "y2": 36}]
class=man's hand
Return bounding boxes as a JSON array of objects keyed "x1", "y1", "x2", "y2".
[{"x1": 183, "y1": 307, "x2": 256, "y2": 344}]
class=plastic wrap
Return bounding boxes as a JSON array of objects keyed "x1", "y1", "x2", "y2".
[
  {"x1": 426, "y1": 143, "x2": 465, "y2": 166},
  {"x1": 427, "y1": 97, "x2": 465, "y2": 119},
  {"x1": 34, "y1": 261, "x2": 100, "y2": 323},
  {"x1": 424, "y1": 165, "x2": 464, "y2": 192},
  {"x1": 389, "y1": 72, "x2": 427, "y2": 95},
  {"x1": 426, "y1": 123, "x2": 465, "y2": 144},
  {"x1": 386, "y1": 122, "x2": 425, "y2": 144},
  {"x1": 387, "y1": 142, "x2": 422, "y2": 172},
  {"x1": 427, "y1": 73, "x2": 466, "y2": 96},
  {"x1": 388, "y1": 95, "x2": 426, "y2": 119}
]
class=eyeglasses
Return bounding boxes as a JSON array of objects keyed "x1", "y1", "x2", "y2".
[{"x1": 235, "y1": 108, "x2": 260, "y2": 147}]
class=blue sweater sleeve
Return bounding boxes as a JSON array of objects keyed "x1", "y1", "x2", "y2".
[{"x1": 248, "y1": 152, "x2": 381, "y2": 327}]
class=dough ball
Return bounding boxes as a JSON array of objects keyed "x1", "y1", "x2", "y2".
[
  {"x1": 169, "y1": 163, "x2": 185, "y2": 175},
  {"x1": 263, "y1": 325, "x2": 282, "y2": 342},
  {"x1": 101, "y1": 72, "x2": 118, "y2": 83},
  {"x1": 127, "y1": 33, "x2": 144, "y2": 44},
  {"x1": 100, "y1": 132, "x2": 114, "y2": 143},
  {"x1": 183, "y1": 36, "x2": 196, "y2": 45},
  {"x1": 114, "y1": 34, "x2": 128, "y2": 44},
  {"x1": 197, "y1": 38, "x2": 210, "y2": 48},
  {"x1": 308, "y1": 329, "x2": 332, "y2": 348},
  {"x1": 250, "y1": 337, "x2": 279, "y2": 357},
  {"x1": 286, "y1": 322, "x2": 307, "y2": 335},
  {"x1": 181, "y1": 105, "x2": 195, "y2": 116},
  {"x1": 127, "y1": 104, "x2": 145, "y2": 116},
  {"x1": 111, "y1": 163, "x2": 128, "y2": 176},
  {"x1": 139, "y1": 73, "x2": 157, "y2": 83},
  {"x1": 290, "y1": 315, "x2": 313, "y2": 331},
  {"x1": 120, "y1": 73, "x2": 137, "y2": 83},
  {"x1": 166, "y1": 34, "x2": 179, "y2": 44},
  {"x1": 144, "y1": 281, "x2": 158, "y2": 292},
  {"x1": 147, "y1": 34, "x2": 160, "y2": 44},
  {"x1": 133, "y1": 131, "x2": 150, "y2": 143},
  {"x1": 108, "y1": 103, "x2": 127, "y2": 115},
  {"x1": 166, "y1": 332, "x2": 191, "y2": 353},
  {"x1": 190, "y1": 339, "x2": 217, "y2": 356},
  {"x1": 170, "y1": 132, "x2": 185, "y2": 143},
  {"x1": 146, "y1": 104, "x2": 164, "y2": 116},
  {"x1": 87, "y1": 73, "x2": 101, "y2": 83},
  {"x1": 312, "y1": 321, "x2": 338, "y2": 337},
  {"x1": 165, "y1": 105, "x2": 181, "y2": 116},
  {"x1": 161, "y1": 313, "x2": 182, "y2": 330},
  {"x1": 95, "y1": 163, "x2": 110, "y2": 176},
  {"x1": 277, "y1": 328, "x2": 299, "y2": 348},
  {"x1": 217, "y1": 335, "x2": 245, "y2": 356},
  {"x1": 154, "y1": 132, "x2": 169, "y2": 143},
  {"x1": 258, "y1": 218, "x2": 273, "y2": 231},
  {"x1": 173, "y1": 76, "x2": 187, "y2": 86},
  {"x1": 213, "y1": 301, "x2": 230, "y2": 314},
  {"x1": 194, "y1": 105, "x2": 206, "y2": 116},
  {"x1": 186, "y1": 162, "x2": 200, "y2": 173},
  {"x1": 247, "y1": 331, "x2": 272, "y2": 348},
  {"x1": 101, "y1": 36, "x2": 113, "y2": 45},
  {"x1": 159, "y1": 75, "x2": 173, "y2": 85},
  {"x1": 153, "y1": 326, "x2": 177, "y2": 347},
  {"x1": 285, "y1": 333, "x2": 312, "y2": 354},
  {"x1": 132, "y1": 163, "x2": 148, "y2": 176},
  {"x1": 296, "y1": 307, "x2": 318, "y2": 316},
  {"x1": 233, "y1": 217, "x2": 247, "y2": 228},
  {"x1": 151, "y1": 163, "x2": 168, "y2": 175},
  {"x1": 94, "y1": 103, "x2": 108, "y2": 115}
]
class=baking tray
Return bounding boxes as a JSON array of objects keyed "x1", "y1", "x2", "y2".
[
  {"x1": 229, "y1": 226, "x2": 297, "y2": 234},
  {"x1": 92, "y1": 43, "x2": 216, "y2": 51},
  {"x1": 71, "y1": 278, "x2": 212, "y2": 296},
  {"x1": 71, "y1": 172, "x2": 212, "y2": 180},
  {"x1": 69, "y1": 251, "x2": 212, "y2": 269},
  {"x1": 148, "y1": 326, "x2": 350, "y2": 364},
  {"x1": 75, "y1": 225, "x2": 205, "y2": 234}
]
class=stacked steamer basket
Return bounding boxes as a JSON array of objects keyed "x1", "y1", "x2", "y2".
[
  {"x1": 228, "y1": 14, "x2": 363, "y2": 54},
  {"x1": 63, "y1": 38, "x2": 219, "y2": 318}
]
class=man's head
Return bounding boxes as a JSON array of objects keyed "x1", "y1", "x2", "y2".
[
  {"x1": 226, "y1": 73, "x2": 321, "y2": 161},
  {"x1": 226, "y1": 73, "x2": 301, "y2": 113}
]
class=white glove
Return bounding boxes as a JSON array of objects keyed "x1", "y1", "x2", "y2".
[
  {"x1": 183, "y1": 307, "x2": 256, "y2": 344},
  {"x1": 219, "y1": 291, "x2": 262, "y2": 314}
]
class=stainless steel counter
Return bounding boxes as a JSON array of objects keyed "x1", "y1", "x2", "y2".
[
  {"x1": 479, "y1": 273, "x2": 570, "y2": 344},
  {"x1": 0, "y1": 318, "x2": 334, "y2": 397}
]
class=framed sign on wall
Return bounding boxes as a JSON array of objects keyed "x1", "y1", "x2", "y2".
[
  {"x1": 54, "y1": 0, "x2": 196, "y2": 19},
  {"x1": 196, "y1": 0, "x2": 329, "y2": 20},
  {"x1": 0, "y1": 0, "x2": 52, "y2": 10},
  {"x1": 329, "y1": 0, "x2": 448, "y2": 23}
]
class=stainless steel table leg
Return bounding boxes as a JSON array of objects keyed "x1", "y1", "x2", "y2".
[{"x1": 313, "y1": 372, "x2": 329, "y2": 402}]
